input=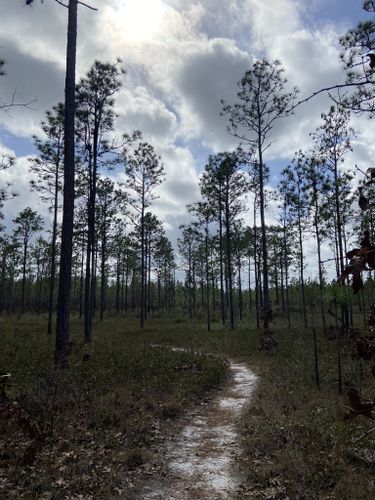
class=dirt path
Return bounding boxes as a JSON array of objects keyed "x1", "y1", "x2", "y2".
[{"x1": 139, "y1": 359, "x2": 258, "y2": 499}]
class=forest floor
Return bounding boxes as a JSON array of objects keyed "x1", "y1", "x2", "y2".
[{"x1": 1, "y1": 313, "x2": 375, "y2": 499}]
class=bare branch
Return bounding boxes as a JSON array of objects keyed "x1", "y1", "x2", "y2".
[
  {"x1": 29, "y1": 0, "x2": 98, "y2": 11},
  {"x1": 78, "y1": 0, "x2": 97, "y2": 10},
  {"x1": 353, "y1": 426, "x2": 375, "y2": 444},
  {"x1": 354, "y1": 163, "x2": 370, "y2": 178},
  {"x1": 54, "y1": 0, "x2": 98, "y2": 10},
  {"x1": 53, "y1": 0, "x2": 68, "y2": 7},
  {"x1": 0, "y1": 87, "x2": 37, "y2": 115},
  {"x1": 290, "y1": 79, "x2": 373, "y2": 112}
]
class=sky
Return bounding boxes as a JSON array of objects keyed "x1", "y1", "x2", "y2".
[{"x1": 0, "y1": 0, "x2": 373, "y2": 279}]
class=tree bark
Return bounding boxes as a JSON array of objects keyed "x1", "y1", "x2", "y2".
[
  {"x1": 205, "y1": 220, "x2": 211, "y2": 332},
  {"x1": 224, "y1": 180, "x2": 234, "y2": 329},
  {"x1": 258, "y1": 142, "x2": 270, "y2": 335},
  {"x1": 55, "y1": 0, "x2": 78, "y2": 365},
  {"x1": 47, "y1": 159, "x2": 60, "y2": 335},
  {"x1": 218, "y1": 185, "x2": 225, "y2": 325},
  {"x1": 21, "y1": 239, "x2": 27, "y2": 313}
]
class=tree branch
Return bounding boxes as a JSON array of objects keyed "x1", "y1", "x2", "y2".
[
  {"x1": 78, "y1": 0, "x2": 97, "y2": 10},
  {"x1": 50, "y1": 0, "x2": 98, "y2": 11},
  {"x1": 290, "y1": 79, "x2": 374, "y2": 112},
  {"x1": 53, "y1": 0, "x2": 68, "y2": 7},
  {"x1": 353, "y1": 426, "x2": 375, "y2": 444},
  {"x1": 0, "y1": 87, "x2": 37, "y2": 115}
]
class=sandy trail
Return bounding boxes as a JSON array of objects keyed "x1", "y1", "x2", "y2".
[{"x1": 140, "y1": 359, "x2": 257, "y2": 500}]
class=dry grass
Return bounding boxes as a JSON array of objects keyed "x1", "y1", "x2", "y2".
[
  {"x1": 0, "y1": 313, "x2": 227, "y2": 499},
  {"x1": 236, "y1": 325, "x2": 375, "y2": 499},
  {"x1": 2, "y1": 312, "x2": 375, "y2": 498}
]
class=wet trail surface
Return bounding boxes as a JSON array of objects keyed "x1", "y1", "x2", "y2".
[{"x1": 140, "y1": 359, "x2": 257, "y2": 499}]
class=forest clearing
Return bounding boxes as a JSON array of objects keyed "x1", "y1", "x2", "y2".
[{"x1": 2, "y1": 0, "x2": 375, "y2": 498}]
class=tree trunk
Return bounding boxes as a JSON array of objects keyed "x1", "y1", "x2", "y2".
[
  {"x1": 282, "y1": 223, "x2": 291, "y2": 330},
  {"x1": 273, "y1": 244, "x2": 279, "y2": 306},
  {"x1": 84, "y1": 200, "x2": 92, "y2": 339},
  {"x1": 79, "y1": 234, "x2": 85, "y2": 319},
  {"x1": 254, "y1": 223, "x2": 260, "y2": 329},
  {"x1": 248, "y1": 254, "x2": 252, "y2": 312},
  {"x1": 238, "y1": 255, "x2": 243, "y2": 321},
  {"x1": 297, "y1": 200, "x2": 307, "y2": 328},
  {"x1": 0, "y1": 251, "x2": 6, "y2": 313},
  {"x1": 311, "y1": 181, "x2": 327, "y2": 334},
  {"x1": 47, "y1": 159, "x2": 60, "y2": 335},
  {"x1": 258, "y1": 143, "x2": 270, "y2": 336},
  {"x1": 279, "y1": 254, "x2": 285, "y2": 314},
  {"x1": 218, "y1": 186, "x2": 225, "y2": 325},
  {"x1": 225, "y1": 181, "x2": 234, "y2": 329},
  {"x1": 315, "y1": 219, "x2": 326, "y2": 334},
  {"x1": 140, "y1": 206, "x2": 145, "y2": 328},
  {"x1": 21, "y1": 239, "x2": 27, "y2": 313},
  {"x1": 100, "y1": 224, "x2": 106, "y2": 322},
  {"x1": 188, "y1": 252, "x2": 193, "y2": 320},
  {"x1": 86, "y1": 128, "x2": 99, "y2": 340},
  {"x1": 116, "y1": 257, "x2": 121, "y2": 313},
  {"x1": 144, "y1": 229, "x2": 148, "y2": 320},
  {"x1": 205, "y1": 220, "x2": 211, "y2": 332},
  {"x1": 55, "y1": 0, "x2": 78, "y2": 365},
  {"x1": 333, "y1": 159, "x2": 349, "y2": 328},
  {"x1": 148, "y1": 238, "x2": 152, "y2": 314}
]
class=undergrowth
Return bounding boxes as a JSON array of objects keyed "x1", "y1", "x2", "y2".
[
  {"x1": 1, "y1": 312, "x2": 375, "y2": 498},
  {"x1": 236, "y1": 325, "x2": 375, "y2": 500},
  {"x1": 0, "y1": 314, "x2": 227, "y2": 499}
]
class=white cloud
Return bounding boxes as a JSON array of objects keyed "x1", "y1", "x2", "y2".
[
  {"x1": 0, "y1": 151, "x2": 50, "y2": 232},
  {"x1": 115, "y1": 86, "x2": 177, "y2": 143},
  {"x1": 164, "y1": 38, "x2": 251, "y2": 151}
]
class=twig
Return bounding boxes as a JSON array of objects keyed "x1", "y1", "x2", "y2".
[
  {"x1": 0, "y1": 87, "x2": 37, "y2": 115},
  {"x1": 353, "y1": 426, "x2": 375, "y2": 443},
  {"x1": 53, "y1": 0, "x2": 98, "y2": 11},
  {"x1": 319, "y1": 257, "x2": 337, "y2": 264},
  {"x1": 354, "y1": 164, "x2": 370, "y2": 178},
  {"x1": 53, "y1": 0, "x2": 68, "y2": 7},
  {"x1": 78, "y1": 0, "x2": 97, "y2": 10}
]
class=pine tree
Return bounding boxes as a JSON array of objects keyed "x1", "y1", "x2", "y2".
[
  {"x1": 13, "y1": 208, "x2": 43, "y2": 313},
  {"x1": 189, "y1": 201, "x2": 215, "y2": 331},
  {"x1": 30, "y1": 103, "x2": 64, "y2": 335},
  {"x1": 76, "y1": 60, "x2": 123, "y2": 342},
  {"x1": 123, "y1": 142, "x2": 165, "y2": 327},
  {"x1": 178, "y1": 224, "x2": 201, "y2": 320},
  {"x1": 0, "y1": 155, "x2": 17, "y2": 225},
  {"x1": 200, "y1": 152, "x2": 248, "y2": 329},
  {"x1": 340, "y1": 1, "x2": 375, "y2": 114},
  {"x1": 278, "y1": 152, "x2": 309, "y2": 328},
  {"x1": 222, "y1": 59, "x2": 297, "y2": 337}
]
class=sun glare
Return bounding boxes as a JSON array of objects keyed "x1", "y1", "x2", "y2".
[{"x1": 121, "y1": 0, "x2": 164, "y2": 42}]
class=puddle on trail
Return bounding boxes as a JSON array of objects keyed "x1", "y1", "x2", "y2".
[{"x1": 140, "y1": 360, "x2": 257, "y2": 499}]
